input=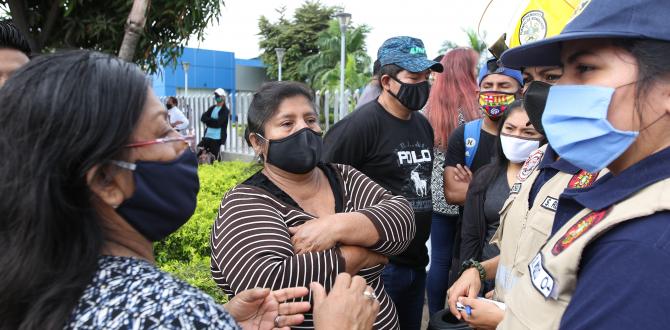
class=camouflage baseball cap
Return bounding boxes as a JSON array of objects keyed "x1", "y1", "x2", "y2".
[{"x1": 377, "y1": 36, "x2": 443, "y2": 73}]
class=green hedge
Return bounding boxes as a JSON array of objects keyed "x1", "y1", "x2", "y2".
[{"x1": 155, "y1": 160, "x2": 260, "y2": 303}]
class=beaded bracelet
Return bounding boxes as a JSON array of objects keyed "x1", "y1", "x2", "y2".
[{"x1": 459, "y1": 259, "x2": 487, "y2": 282}]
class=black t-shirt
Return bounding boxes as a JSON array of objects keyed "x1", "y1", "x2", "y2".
[
  {"x1": 444, "y1": 123, "x2": 497, "y2": 173},
  {"x1": 322, "y1": 100, "x2": 434, "y2": 268}
]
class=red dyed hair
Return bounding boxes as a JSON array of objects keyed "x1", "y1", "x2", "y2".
[{"x1": 425, "y1": 48, "x2": 481, "y2": 150}]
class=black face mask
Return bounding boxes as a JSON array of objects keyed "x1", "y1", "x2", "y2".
[
  {"x1": 114, "y1": 149, "x2": 199, "y2": 242},
  {"x1": 388, "y1": 76, "x2": 430, "y2": 111},
  {"x1": 523, "y1": 80, "x2": 552, "y2": 135},
  {"x1": 166, "y1": 103, "x2": 174, "y2": 110},
  {"x1": 258, "y1": 128, "x2": 323, "y2": 174}
]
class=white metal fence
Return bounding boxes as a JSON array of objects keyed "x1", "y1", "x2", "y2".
[{"x1": 165, "y1": 89, "x2": 361, "y2": 157}]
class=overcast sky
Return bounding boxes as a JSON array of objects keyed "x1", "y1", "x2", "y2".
[{"x1": 186, "y1": 0, "x2": 528, "y2": 61}]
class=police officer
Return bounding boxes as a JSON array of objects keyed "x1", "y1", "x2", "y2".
[
  {"x1": 454, "y1": 0, "x2": 670, "y2": 329},
  {"x1": 445, "y1": 12, "x2": 603, "y2": 329},
  {"x1": 446, "y1": 45, "x2": 606, "y2": 330}
]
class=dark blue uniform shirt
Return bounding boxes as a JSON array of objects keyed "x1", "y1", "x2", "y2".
[
  {"x1": 553, "y1": 146, "x2": 670, "y2": 330},
  {"x1": 528, "y1": 145, "x2": 580, "y2": 206}
]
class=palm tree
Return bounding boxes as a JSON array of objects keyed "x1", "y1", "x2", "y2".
[
  {"x1": 464, "y1": 28, "x2": 488, "y2": 54},
  {"x1": 314, "y1": 53, "x2": 370, "y2": 91},
  {"x1": 439, "y1": 28, "x2": 488, "y2": 56},
  {"x1": 299, "y1": 19, "x2": 372, "y2": 91},
  {"x1": 438, "y1": 40, "x2": 460, "y2": 55}
]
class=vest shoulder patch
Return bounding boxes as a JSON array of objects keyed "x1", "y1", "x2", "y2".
[
  {"x1": 568, "y1": 170, "x2": 599, "y2": 189},
  {"x1": 517, "y1": 149, "x2": 544, "y2": 182},
  {"x1": 551, "y1": 208, "x2": 611, "y2": 255},
  {"x1": 541, "y1": 196, "x2": 559, "y2": 212},
  {"x1": 529, "y1": 253, "x2": 556, "y2": 299}
]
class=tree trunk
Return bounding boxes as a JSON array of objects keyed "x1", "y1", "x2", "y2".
[{"x1": 118, "y1": 0, "x2": 150, "y2": 62}]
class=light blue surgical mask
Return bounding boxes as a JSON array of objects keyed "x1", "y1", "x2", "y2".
[{"x1": 542, "y1": 85, "x2": 638, "y2": 173}]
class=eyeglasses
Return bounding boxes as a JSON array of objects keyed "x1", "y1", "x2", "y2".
[
  {"x1": 110, "y1": 134, "x2": 195, "y2": 171},
  {"x1": 124, "y1": 134, "x2": 195, "y2": 148}
]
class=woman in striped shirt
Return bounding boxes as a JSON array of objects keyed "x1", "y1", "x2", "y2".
[{"x1": 211, "y1": 81, "x2": 416, "y2": 330}]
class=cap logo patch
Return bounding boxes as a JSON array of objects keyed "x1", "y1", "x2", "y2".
[
  {"x1": 409, "y1": 47, "x2": 426, "y2": 55},
  {"x1": 551, "y1": 208, "x2": 610, "y2": 255},
  {"x1": 519, "y1": 10, "x2": 547, "y2": 45}
]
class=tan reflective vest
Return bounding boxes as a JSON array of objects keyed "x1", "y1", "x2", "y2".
[
  {"x1": 498, "y1": 177, "x2": 670, "y2": 330},
  {"x1": 491, "y1": 145, "x2": 603, "y2": 303}
]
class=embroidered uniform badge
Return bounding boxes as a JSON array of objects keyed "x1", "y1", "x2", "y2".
[
  {"x1": 551, "y1": 208, "x2": 610, "y2": 255},
  {"x1": 517, "y1": 149, "x2": 544, "y2": 182},
  {"x1": 568, "y1": 170, "x2": 598, "y2": 189}
]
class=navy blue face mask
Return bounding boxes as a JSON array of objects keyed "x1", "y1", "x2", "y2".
[{"x1": 112, "y1": 149, "x2": 199, "y2": 241}]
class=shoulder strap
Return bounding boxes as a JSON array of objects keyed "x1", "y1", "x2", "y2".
[{"x1": 464, "y1": 119, "x2": 483, "y2": 168}]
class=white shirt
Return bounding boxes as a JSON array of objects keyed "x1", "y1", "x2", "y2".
[{"x1": 168, "y1": 106, "x2": 189, "y2": 131}]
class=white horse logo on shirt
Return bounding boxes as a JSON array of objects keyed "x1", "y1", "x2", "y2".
[{"x1": 410, "y1": 167, "x2": 427, "y2": 197}]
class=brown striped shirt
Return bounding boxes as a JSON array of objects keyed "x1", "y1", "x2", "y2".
[{"x1": 210, "y1": 163, "x2": 415, "y2": 329}]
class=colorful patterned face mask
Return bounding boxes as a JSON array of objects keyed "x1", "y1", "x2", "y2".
[{"x1": 479, "y1": 91, "x2": 516, "y2": 121}]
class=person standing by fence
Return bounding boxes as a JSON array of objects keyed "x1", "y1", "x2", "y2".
[
  {"x1": 199, "y1": 88, "x2": 229, "y2": 161},
  {"x1": 166, "y1": 96, "x2": 189, "y2": 134}
]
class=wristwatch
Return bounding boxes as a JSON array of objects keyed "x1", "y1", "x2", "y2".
[{"x1": 459, "y1": 259, "x2": 486, "y2": 282}]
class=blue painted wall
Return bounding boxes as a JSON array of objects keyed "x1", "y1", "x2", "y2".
[
  {"x1": 235, "y1": 58, "x2": 264, "y2": 68},
  {"x1": 152, "y1": 48, "x2": 237, "y2": 97}
]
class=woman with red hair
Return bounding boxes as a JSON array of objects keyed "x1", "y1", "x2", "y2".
[{"x1": 424, "y1": 47, "x2": 480, "y2": 316}]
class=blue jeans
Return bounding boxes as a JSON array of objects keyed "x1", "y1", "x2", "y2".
[
  {"x1": 426, "y1": 213, "x2": 458, "y2": 316},
  {"x1": 381, "y1": 263, "x2": 426, "y2": 330}
]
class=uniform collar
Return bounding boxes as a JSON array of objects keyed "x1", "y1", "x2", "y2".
[
  {"x1": 538, "y1": 144, "x2": 581, "y2": 174},
  {"x1": 562, "y1": 146, "x2": 670, "y2": 211}
]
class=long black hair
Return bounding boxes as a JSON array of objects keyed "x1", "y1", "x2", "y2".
[
  {"x1": 468, "y1": 100, "x2": 533, "y2": 195},
  {"x1": 0, "y1": 51, "x2": 149, "y2": 329},
  {"x1": 0, "y1": 19, "x2": 31, "y2": 56},
  {"x1": 614, "y1": 39, "x2": 670, "y2": 117}
]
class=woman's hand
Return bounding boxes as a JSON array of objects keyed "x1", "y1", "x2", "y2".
[
  {"x1": 289, "y1": 215, "x2": 339, "y2": 254},
  {"x1": 457, "y1": 297, "x2": 504, "y2": 330},
  {"x1": 224, "y1": 287, "x2": 311, "y2": 330},
  {"x1": 311, "y1": 273, "x2": 379, "y2": 330},
  {"x1": 447, "y1": 268, "x2": 481, "y2": 319},
  {"x1": 454, "y1": 164, "x2": 473, "y2": 183}
]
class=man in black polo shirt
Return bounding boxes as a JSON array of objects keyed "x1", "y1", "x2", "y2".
[{"x1": 323, "y1": 36, "x2": 442, "y2": 330}]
